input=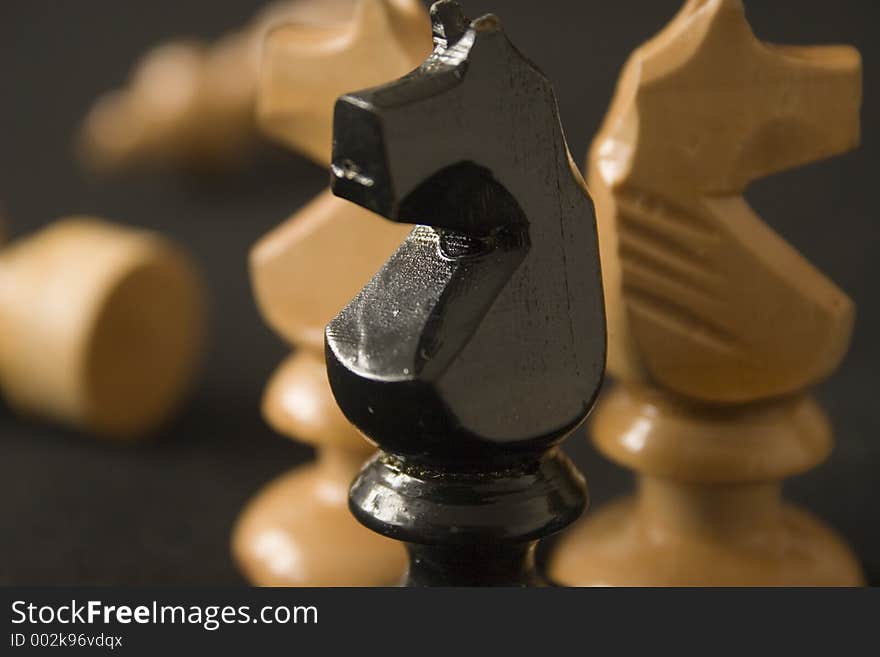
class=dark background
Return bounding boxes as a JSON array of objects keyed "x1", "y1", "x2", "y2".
[{"x1": 0, "y1": 0, "x2": 877, "y2": 585}]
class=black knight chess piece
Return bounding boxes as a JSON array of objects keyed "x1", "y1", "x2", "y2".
[{"x1": 325, "y1": 0, "x2": 606, "y2": 586}]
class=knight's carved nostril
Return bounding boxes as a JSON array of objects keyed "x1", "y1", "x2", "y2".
[
  {"x1": 430, "y1": 1, "x2": 469, "y2": 46},
  {"x1": 331, "y1": 159, "x2": 375, "y2": 188}
]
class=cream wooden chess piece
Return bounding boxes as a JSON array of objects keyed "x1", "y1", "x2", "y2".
[
  {"x1": 78, "y1": 0, "x2": 357, "y2": 172},
  {"x1": 231, "y1": 0, "x2": 430, "y2": 587},
  {"x1": 0, "y1": 218, "x2": 203, "y2": 438},
  {"x1": 550, "y1": 0, "x2": 865, "y2": 586}
]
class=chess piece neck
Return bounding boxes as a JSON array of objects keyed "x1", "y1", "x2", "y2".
[
  {"x1": 637, "y1": 478, "x2": 782, "y2": 539},
  {"x1": 406, "y1": 543, "x2": 542, "y2": 587},
  {"x1": 592, "y1": 385, "x2": 832, "y2": 483},
  {"x1": 317, "y1": 442, "x2": 373, "y2": 482},
  {"x1": 261, "y1": 349, "x2": 374, "y2": 452}
]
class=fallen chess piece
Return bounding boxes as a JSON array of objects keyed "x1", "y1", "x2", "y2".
[
  {"x1": 232, "y1": 0, "x2": 431, "y2": 587},
  {"x1": 549, "y1": 0, "x2": 865, "y2": 586},
  {"x1": 0, "y1": 217, "x2": 204, "y2": 438},
  {"x1": 327, "y1": 0, "x2": 606, "y2": 586},
  {"x1": 77, "y1": 0, "x2": 360, "y2": 172}
]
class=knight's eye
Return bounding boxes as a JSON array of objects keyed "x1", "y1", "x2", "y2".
[{"x1": 438, "y1": 231, "x2": 491, "y2": 259}]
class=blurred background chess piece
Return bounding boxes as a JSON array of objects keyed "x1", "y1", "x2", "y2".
[
  {"x1": 0, "y1": 216, "x2": 204, "y2": 438},
  {"x1": 231, "y1": 0, "x2": 431, "y2": 587},
  {"x1": 549, "y1": 0, "x2": 865, "y2": 586},
  {"x1": 77, "y1": 0, "x2": 359, "y2": 173}
]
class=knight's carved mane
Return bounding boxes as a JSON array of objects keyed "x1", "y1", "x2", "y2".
[{"x1": 590, "y1": 0, "x2": 861, "y2": 403}]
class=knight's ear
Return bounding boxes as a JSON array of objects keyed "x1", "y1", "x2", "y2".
[
  {"x1": 640, "y1": 0, "x2": 752, "y2": 84},
  {"x1": 673, "y1": 0, "x2": 744, "y2": 20},
  {"x1": 644, "y1": 0, "x2": 720, "y2": 42},
  {"x1": 679, "y1": 0, "x2": 750, "y2": 44},
  {"x1": 472, "y1": 14, "x2": 502, "y2": 36},
  {"x1": 687, "y1": 0, "x2": 748, "y2": 32},
  {"x1": 466, "y1": 14, "x2": 510, "y2": 66}
]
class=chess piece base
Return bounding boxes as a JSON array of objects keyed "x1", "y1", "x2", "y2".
[
  {"x1": 232, "y1": 452, "x2": 406, "y2": 587},
  {"x1": 549, "y1": 385, "x2": 865, "y2": 587}
]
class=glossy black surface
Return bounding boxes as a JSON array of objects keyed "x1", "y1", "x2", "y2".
[
  {"x1": 328, "y1": 1, "x2": 605, "y2": 586},
  {"x1": 350, "y1": 450, "x2": 587, "y2": 586},
  {"x1": 327, "y1": 1, "x2": 606, "y2": 461}
]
